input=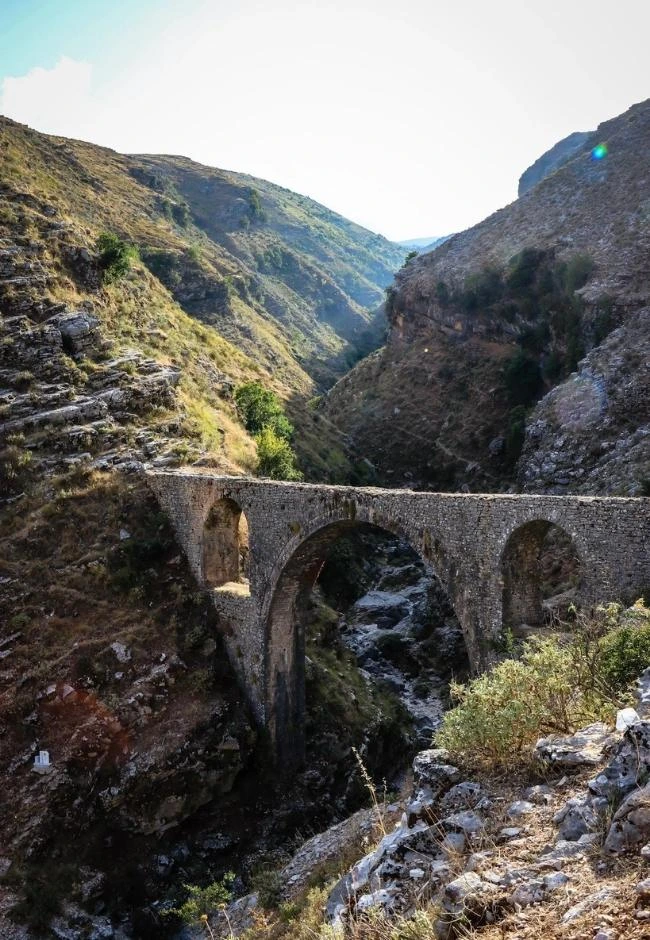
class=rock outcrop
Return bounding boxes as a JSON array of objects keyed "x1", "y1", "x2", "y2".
[{"x1": 323, "y1": 99, "x2": 650, "y2": 494}]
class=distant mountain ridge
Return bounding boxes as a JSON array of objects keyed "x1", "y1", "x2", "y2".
[{"x1": 398, "y1": 235, "x2": 449, "y2": 252}]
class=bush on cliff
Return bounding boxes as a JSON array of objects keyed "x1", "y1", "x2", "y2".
[
  {"x1": 235, "y1": 381, "x2": 294, "y2": 440},
  {"x1": 96, "y1": 231, "x2": 139, "y2": 283},
  {"x1": 235, "y1": 381, "x2": 302, "y2": 480},
  {"x1": 436, "y1": 602, "x2": 648, "y2": 769},
  {"x1": 256, "y1": 426, "x2": 302, "y2": 480}
]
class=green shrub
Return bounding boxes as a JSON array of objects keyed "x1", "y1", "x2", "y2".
[
  {"x1": 598, "y1": 602, "x2": 650, "y2": 693},
  {"x1": 235, "y1": 381, "x2": 294, "y2": 440},
  {"x1": 247, "y1": 187, "x2": 266, "y2": 223},
  {"x1": 96, "y1": 232, "x2": 139, "y2": 283},
  {"x1": 168, "y1": 873, "x2": 235, "y2": 925},
  {"x1": 506, "y1": 247, "x2": 546, "y2": 293},
  {"x1": 172, "y1": 200, "x2": 191, "y2": 227},
  {"x1": 0, "y1": 444, "x2": 32, "y2": 496},
  {"x1": 503, "y1": 349, "x2": 543, "y2": 407},
  {"x1": 251, "y1": 867, "x2": 285, "y2": 909},
  {"x1": 564, "y1": 253, "x2": 595, "y2": 292},
  {"x1": 505, "y1": 405, "x2": 527, "y2": 463},
  {"x1": 436, "y1": 636, "x2": 615, "y2": 769},
  {"x1": 458, "y1": 266, "x2": 503, "y2": 312},
  {"x1": 256, "y1": 427, "x2": 302, "y2": 480}
]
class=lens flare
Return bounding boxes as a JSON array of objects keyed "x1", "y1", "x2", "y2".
[{"x1": 592, "y1": 142, "x2": 608, "y2": 160}]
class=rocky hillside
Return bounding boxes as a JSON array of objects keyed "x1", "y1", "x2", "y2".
[
  {"x1": 0, "y1": 118, "x2": 406, "y2": 936},
  {"x1": 323, "y1": 98, "x2": 650, "y2": 494},
  {"x1": 0, "y1": 114, "x2": 408, "y2": 487},
  {"x1": 0, "y1": 117, "x2": 403, "y2": 391},
  {"x1": 518, "y1": 130, "x2": 593, "y2": 197}
]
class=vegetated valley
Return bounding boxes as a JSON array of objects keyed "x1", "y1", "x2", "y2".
[{"x1": 0, "y1": 97, "x2": 649, "y2": 940}]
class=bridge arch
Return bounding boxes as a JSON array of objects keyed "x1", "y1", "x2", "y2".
[
  {"x1": 201, "y1": 497, "x2": 250, "y2": 589},
  {"x1": 262, "y1": 511, "x2": 462, "y2": 765},
  {"x1": 501, "y1": 518, "x2": 582, "y2": 633}
]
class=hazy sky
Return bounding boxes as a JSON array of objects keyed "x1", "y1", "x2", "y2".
[{"x1": 1, "y1": 0, "x2": 649, "y2": 241}]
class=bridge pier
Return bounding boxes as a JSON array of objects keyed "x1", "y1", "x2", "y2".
[{"x1": 147, "y1": 472, "x2": 650, "y2": 764}]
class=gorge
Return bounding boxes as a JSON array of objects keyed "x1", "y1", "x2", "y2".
[{"x1": 1, "y1": 94, "x2": 650, "y2": 940}]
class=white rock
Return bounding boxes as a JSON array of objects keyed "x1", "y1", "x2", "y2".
[
  {"x1": 561, "y1": 888, "x2": 613, "y2": 923},
  {"x1": 507, "y1": 800, "x2": 535, "y2": 818},
  {"x1": 616, "y1": 707, "x2": 640, "y2": 731},
  {"x1": 356, "y1": 888, "x2": 397, "y2": 912},
  {"x1": 110, "y1": 642, "x2": 131, "y2": 663}
]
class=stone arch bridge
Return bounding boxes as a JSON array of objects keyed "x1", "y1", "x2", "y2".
[{"x1": 148, "y1": 472, "x2": 649, "y2": 763}]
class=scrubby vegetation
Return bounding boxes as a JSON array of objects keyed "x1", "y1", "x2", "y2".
[
  {"x1": 436, "y1": 601, "x2": 649, "y2": 768},
  {"x1": 96, "y1": 231, "x2": 139, "y2": 283},
  {"x1": 169, "y1": 872, "x2": 235, "y2": 926},
  {"x1": 235, "y1": 381, "x2": 302, "y2": 479},
  {"x1": 256, "y1": 427, "x2": 302, "y2": 480},
  {"x1": 428, "y1": 247, "x2": 612, "y2": 466}
]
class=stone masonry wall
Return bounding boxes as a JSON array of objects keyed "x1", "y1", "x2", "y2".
[{"x1": 147, "y1": 472, "x2": 650, "y2": 760}]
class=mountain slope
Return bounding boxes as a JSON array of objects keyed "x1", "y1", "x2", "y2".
[
  {"x1": 0, "y1": 117, "x2": 405, "y2": 930},
  {"x1": 323, "y1": 98, "x2": 650, "y2": 494},
  {"x1": 518, "y1": 130, "x2": 593, "y2": 196},
  {"x1": 1, "y1": 116, "x2": 403, "y2": 391}
]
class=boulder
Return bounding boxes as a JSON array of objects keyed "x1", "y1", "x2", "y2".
[
  {"x1": 637, "y1": 668, "x2": 650, "y2": 718},
  {"x1": 439, "y1": 871, "x2": 502, "y2": 932},
  {"x1": 553, "y1": 794, "x2": 603, "y2": 841},
  {"x1": 412, "y1": 749, "x2": 461, "y2": 795},
  {"x1": 588, "y1": 720, "x2": 650, "y2": 799},
  {"x1": 616, "y1": 707, "x2": 640, "y2": 731},
  {"x1": 507, "y1": 800, "x2": 535, "y2": 818},
  {"x1": 523, "y1": 784, "x2": 553, "y2": 805},
  {"x1": 441, "y1": 810, "x2": 485, "y2": 835},
  {"x1": 534, "y1": 723, "x2": 616, "y2": 768},
  {"x1": 604, "y1": 782, "x2": 650, "y2": 855},
  {"x1": 55, "y1": 311, "x2": 100, "y2": 356},
  {"x1": 439, "y1": 781, "x2": 486, "y2": 813},
  {"x1": 561, "y1": 887, "x2": 613, "y2": 923}
]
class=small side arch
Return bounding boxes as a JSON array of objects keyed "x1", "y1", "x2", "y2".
[
  {"x1": 202, "y1": 497, "x2": 249, "y2": 590},
  {"x1": 501, "y1": 519, "x2": 582, "y2": 633}
]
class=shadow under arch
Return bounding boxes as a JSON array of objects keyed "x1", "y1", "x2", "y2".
[
  {"x1": 264, "y1": 515, "x2": 463, "y2": 767},
  {"x1": 202, "y1": 497, "x2": 250, "y2": 589},
  {"x1": 501, "y1": 519, "x2": 582, "y2": 635}
]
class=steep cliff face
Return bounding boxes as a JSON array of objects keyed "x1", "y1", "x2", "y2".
[{"x1": 323, "y1": 99, "x2": 650, "y2": 494}]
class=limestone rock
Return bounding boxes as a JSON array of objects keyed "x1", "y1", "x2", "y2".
[
  {"x1": 616, "y1": 707, "x2": 640, "y2": 731},
  {"x1": 507, "y1": 800, "x2": 535, "y2": 818},
  {"x1": 523, "y1": 784, "x2": 553, "y2": 805},
  {"x1": 534, "y1": 722, "x2": 616, "y2": 768},
  {"x1": 588, "y1": 720, "x2": 650, "y2": 799},
  {"x1": 637, "y1": 668, "x2": 650, "y2": 718},
  {"x1": 561, "y1": 888, "x2": 614, "y2": 923},
  {"x1": 553, "y1": 795, "x2": 602, "y2": 841},
  {"x1": 439, "y1": 871, "x2": 502, "y2": 932},
  {"x1": 412, "y1": 749, "x2": 461, "y2": 795},
  {"x1": 441, "y1": 810, "x2": 485, "y2": 835},
  {"x1": 439, "y1": 781, "x2": 486, "y2": 813},
  {"x1": 604, "y1": 782, "x2": 650, "y2": 855}
]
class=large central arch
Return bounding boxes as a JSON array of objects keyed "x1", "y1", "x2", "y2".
[{"x1": 263, "y1": 515, "x2": 464, "y2": 766}]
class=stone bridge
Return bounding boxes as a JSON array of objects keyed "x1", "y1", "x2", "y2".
[{"x1": 148, "y1": 472, "x2": 650, "y2": 763}]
